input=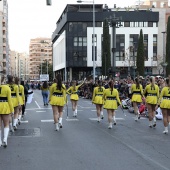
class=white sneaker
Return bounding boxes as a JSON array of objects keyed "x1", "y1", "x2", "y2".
[
  {"x1": 108, "y1": 123, "x2": 112, "y2": 129},
  {"x1": 3, "y1": 140, "x2": 7, "y2": 148},
  {"x1": 55, "y1": 123, "x2": 59, "y2": 131},
  {"x1": 163, "y1": 127, "x2": 168, "y2": 134},
  {"x1": 97, "y1": 117, "x2": 101, "y2": 123}
]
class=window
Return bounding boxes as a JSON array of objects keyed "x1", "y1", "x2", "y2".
[
  {"x1": 144, "y1": 34, "x2": 148, "y2": 61},
  {"x1": 161, "y1": 2, "x2": 165, "y2": 8},
  {"x1": 153, "y1": 34, "x2": 157, "y2": 61},
  {"x1": 124, "y1": 22, "x2": 130, "y2": 27},
  {"x1": 152, "y1": 2, "x2": 157, "y2": 8},
  {"x1": 148, "y1": 22, "x2": 153, "y2": 27},
  {"x1": 92, "y1": 34, "x2": 97, "y2": 61},
  {"x1": 116, "y1": 34, "x2": 125, "y2": 61},
  {"x1": 144, "y1": 22, "x2": 148, "y2": 27},
  {"x1": 139, "y1": 22, "x2": 143, "y2": 27},
  {"x1": 74, "y1": 37, "x2": 87, "y2": 47}
]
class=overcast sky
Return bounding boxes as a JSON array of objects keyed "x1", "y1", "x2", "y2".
[{"x1": 8, "y1": 0, "x2": 137, "y2": 53}]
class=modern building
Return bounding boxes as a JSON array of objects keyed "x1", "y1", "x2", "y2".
[
  {"x1": 0, "y1": 0, "x2": 9, "y2": 77},
  {"x1": 29, "y1": 38, "x2": 52, "y2": 80},
  {"x1": 52, "y1": 3, "x2": 162, "y2": 80}
]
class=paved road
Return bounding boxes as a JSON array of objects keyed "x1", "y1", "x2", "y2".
[{"x1": 0, "y1": 90, "x2": 170, "y2": 170}]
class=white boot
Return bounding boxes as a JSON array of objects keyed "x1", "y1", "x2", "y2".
[
  {"x1": 0, "y1": 130, "x2": 2, "y2": 147},
  {"x1": 59, "y1": 118, "x2": 63, "y2": 128},
  {"x1": 153, "y1": 117, "x2": 156, "y2": 127},
  {"x1": 137, "y1": 111, "x2": 140, "y2": 119},
  {"x1": 73, "y1": 111, "x2": 76, "y2": 117},
  {"x1": 97, "y1": 117, "x2": 101, "y2": 123},
  {"x1": 9, "y1": 123, "x2": 14, "y2": 132},
  {"x1": 75, "y1": 108, "x2": 77, "y2": 117},
  {"x1": 108, "y1": 123, "x2": 112, "y2": 129},
  {"x1": 55, "y1": 123, "x2": 59, "y2": 131},
  {"x1": 135, "y1": 115, "x2": 138, "y2": 121},
  {"x1": 149, "y1": 121, "x2": 153, "y2": 128},
  {"x1": 13, "y1": 119, "x2": 18, "y2": 130},
  {"x1": 3, "y1": 127, "x2": 9, "y2": 147},
  {"x1": 101, "y1": 111, "x2": 104, "y2": 119},
  {"x1": 18, "y1": 115, "x2": 22, "y2": 125},
  {"x1": 163, "y1": 127, "x2": 168, "y2": 134},
  {"x1": 113, "y1": 116, "x2": 116, "y2": 125}
]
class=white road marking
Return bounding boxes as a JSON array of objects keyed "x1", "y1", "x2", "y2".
[
  {"x1": 35, "y1": 101, "x2": 41, "y2": 109},
  {"x1": 132, "y1": 117, "x2": 147, "y2": 120},
  {"x1": 20, "y1": 120, "x2": 28, "y2": 123},
  {"x1": 41, "y1": 120, "x2": 54, "y2": 122},
  {"x1": 66, "y1": 118, "x2": 79, "y2": 121},
  {"x1": 26, "y1": 108, "x2": 52, "y2": 111},
  {"x1": 91, "y1": 110, "x2": 96, "y2": 111},
  {"x1": 36, "y1": 111, "x2": 46, "y2": 113},
  {"x1": 89, "y1": 118, "x2": 125, "y2": 121}
]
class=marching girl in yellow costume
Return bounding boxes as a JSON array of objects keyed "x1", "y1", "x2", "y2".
[
  {"x1": 15, "y1": 78, "x2": 25, "y2": 125},
  {"x1": 103, "y1": 80, "x2": 122, "y2": 129},
  {"x1": 49, "y1": 74, "x2": 66, "y2": 131},
  {"x1": 7, "y1": 76, "x2": 20, "y2": 131},
  {"x1": 67, "y1": 79, "x2": 85, "y2": 117},
  {"x1": 156, "y1": 77, "x2": 170, "y2": 134},
  {"x1": 0, "y1": 76, "x2": 14, "y2": 147},
  {"x1": 144, "y1": 77, "x2": 159, "y2": 128},
  {"x1": 92, "y1": 80, "x2": 105, "y2": 122},
  {"x1": 131, "y1": 78, "x2": 144, "y2": 121}
]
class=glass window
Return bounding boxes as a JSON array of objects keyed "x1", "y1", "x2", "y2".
[
  {"x1": 152, "y1": 2, "x2": 157, "y2": 8},
  {"x1": 83, "y1": 37, "x2": 87, "y2": 46},
  {"x1": 124, "y1": 22, "x2": 130, "y2": 27},
  {"x1": 161, "y1": 2, "x2": 165, "y2": 8},
  {"x1": 148, "y1": 22, "x2": 153, "y2": 27}
]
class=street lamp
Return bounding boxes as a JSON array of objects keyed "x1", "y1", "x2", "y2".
[
  {"x1": 77, "y1": 0, "x2": 95, "y2": 82},
  {"x1": 161, "y1": 31, "x2": 167, "y2": 78}
]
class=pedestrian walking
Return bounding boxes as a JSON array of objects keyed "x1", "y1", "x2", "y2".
[
  {"x1": 41, "y1": 81, "x2": 49, "y2": 106},
  {"x1": 20, "y1": 81, "x2": 33, "y2": 117},
  {"x1": 66, "y1": 79, "x2": 86, "y2": 117},
  {"x1": 7, "y1": 76, "x2": 20, "y2": 131},
  {"x1": 103, "y1": 80, "x2": 122, "y2": 129},
  {"x1": 156, "y1": 76, "x2": 170, "y2": 134},
  {"x1": 92, "y1": 80, "x2": 105, "y2": 122},
  {"x1": 0, "y1": 76, "x2": 14, "y2": 147},
  {"x1": 15, "y1": 78, "x2": 25, "y2": 125},
  {"x1": 131, "y1": 78, "x2": 144, "y2": 121},
  {"x1": 144, "y1": 76, "x2": 159, "y2": 128},
  {"x1": 49, "y1": 74, "x2": 66, "y2": 131}
]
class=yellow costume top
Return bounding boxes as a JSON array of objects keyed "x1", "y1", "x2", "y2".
[
  {"x1": 0, "y1": 84, "x2": 14, "y2": 114},
  {"x1": 49, "y1": 84, "x2": 66, "y2": 106},
  {"x1": 7, "y1": 84, "x2": 20, "y2": 107},
  {"x1": 158, "y1": 87, "x2": 170, "y2": 109},
  {"x1": 103, "y1": 88, "x2": 121, "y2": 110},
  {"x1": 92, "y1": 86, "x2": 105, "y2": 104},
  {"x1": 67, "y1": 82, "x2": 84, "y2": 101},
  {"x1": 143, "y1": 84, "x2": 159, "y2": 105},
  {"x1": 19, "y1": 85, "x2": 25, "y2": 105},
  {"x1": 131, "y1": 84, "x2": 143, "y2": 103}
]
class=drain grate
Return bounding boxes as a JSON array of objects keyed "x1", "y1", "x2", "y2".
[{"x1": 10, "y1": 128, "x2": 41, "y2": 137}]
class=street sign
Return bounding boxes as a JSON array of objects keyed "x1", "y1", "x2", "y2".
[{"x1": 40, "y1": 74, "x2": 49, "y2": 81}]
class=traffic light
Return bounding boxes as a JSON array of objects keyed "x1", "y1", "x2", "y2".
[{"x1": 46, "y1": 0, "x2": 52, "y2": 5}]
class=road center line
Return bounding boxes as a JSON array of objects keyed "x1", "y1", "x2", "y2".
[
  {"x1": 36, "y1": 111, "x2": 47, "y2": 113},
  {"x1": 41, "y1": 120, "x2": 54, "y2": 122}
]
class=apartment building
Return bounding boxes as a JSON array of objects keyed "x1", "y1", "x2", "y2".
[
  {"x1": 29, "y1": 38, "x2": 52, "y2": 80},
  {"x1": 10, "y1": 51, "x2": 29, "y2": 80},
  {"x1": 0, "y1": 0, "x2": 9, "y2": 76}
]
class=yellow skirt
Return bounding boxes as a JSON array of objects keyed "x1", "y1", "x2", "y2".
[
  {"x1": 0, "y1": 102, "x2": 13, "y2": 114},
  {"x1": 11, "y1": 97, "x2": 19, "y2": 107},
  {"x1": 50, "y1": 96, "x2": 65, "y2": 106},
  {"x1": 93, "y1": 96, "x2": 103, "y2": 105},
  {"x1": 70, "y1": 94, "x2": 79, "y2": 101},
  {"x1": 131, "y1": 94, "x2": 142, "y2": 103},
  {"x1": 104, "y1": 100, "x2": 118, "y2": 110},
  {"x1": 19, "y1": 96, "x2": 24, "y2": 105},
  {"x1": 160, "y1": 99, "x2": 170, "y2": 109},
  {"x1": 146, "y1": 96, "x2": 157, "y2": 105}
]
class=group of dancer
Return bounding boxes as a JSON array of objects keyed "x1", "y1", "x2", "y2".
[
  {"x1": 49, "y1": 74, "x2": 170, "y2": 133},
  {"x1": 0, "y1": 75, "x2": 32, "y2": 148}
]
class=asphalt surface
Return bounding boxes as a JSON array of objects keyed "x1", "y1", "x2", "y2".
[{"x1": 0, "y1": 90, "x2": 170, "y2": 170}]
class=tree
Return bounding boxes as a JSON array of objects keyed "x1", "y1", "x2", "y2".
[
  {"x1": 102, "y1": 19, "x2": 111, "y2": 76},
  {"x1": 166, "y1": 16, "x2": 170, "y2": 76},
  {"x1": 136, "y1": 29, "x2": 144, "y2": 76}
]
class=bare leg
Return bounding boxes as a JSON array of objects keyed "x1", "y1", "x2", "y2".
[
  {"x1": 162, "y1": 108, "x2": 168, "y2": 134},
  {"x1": 107, "y1": 109, "x2": 113, "y2": 129},
  {"x1": 52, "y1": 105, "x2": 59, "y2": 131}
]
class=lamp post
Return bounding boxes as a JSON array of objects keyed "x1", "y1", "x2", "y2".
[
  {"x1": 162, "y1": 31, "x2": 167, "y2": 78},
  {"x1": 77, "y1": 0, "x2": 95, "y2": 82},
  {"x1": 107, "y1": 14, "x2": 122, "y2": 77}
]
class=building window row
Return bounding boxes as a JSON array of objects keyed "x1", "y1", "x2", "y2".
[
  {"x1": 74, "y1": 37, "x2": 87, "y2": 46},
  {"x1": 124, "y1": 21, "x2": 157, "y2": 27}
]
